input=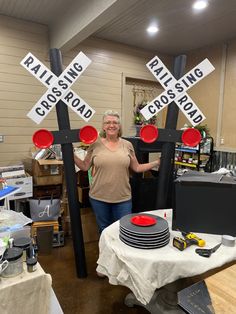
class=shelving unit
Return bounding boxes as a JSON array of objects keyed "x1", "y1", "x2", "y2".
[{"x1": 175, "y1": 137, "x2": 213, "y2": 172}]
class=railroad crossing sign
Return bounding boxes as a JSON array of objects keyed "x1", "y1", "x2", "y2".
[
  {"x1": 20, "y1": 49, "x2": 95, "y2": 278},
  {"x1": 141, "y1": 56, "x2": 215, "y2": 126},
  {"x1": 20, "y1": 52, "x2": 95, "y2": 124}
]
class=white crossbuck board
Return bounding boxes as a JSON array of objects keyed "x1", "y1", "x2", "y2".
[
  {"x1": 141, "y1": 56, "x2": 215, "y2": 126},
  {"x1": 20, "y1": 52, "x2": 95, "y2": 124}
]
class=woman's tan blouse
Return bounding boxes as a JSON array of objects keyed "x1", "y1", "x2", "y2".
[{"x1": 86, "y1": 137, "x2": 134, "y2": 203}]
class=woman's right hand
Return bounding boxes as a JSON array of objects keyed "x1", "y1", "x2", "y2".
[{"x1": 74, "y1": 152, "x2": 91, "y2": 171}]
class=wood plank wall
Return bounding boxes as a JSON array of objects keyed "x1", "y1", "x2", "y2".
[
  {"x1": 0, "y1": 15, "x2": 170, "y2": 166},
  {"x1": 179, "y1": 41, "x2": 236, "y2": 151},
  {"x1": 0, "y1": 15, "x2": 50, "y2": 166},
  {"x1": 62, "y1": 37, "x2": 171, "y2": 132},
  {"x1": 1, "y1": 14, "x2": 236, "y2": 167},
  {"x1": 178, "y1": 44, "x2": 223, "y2": 145}
]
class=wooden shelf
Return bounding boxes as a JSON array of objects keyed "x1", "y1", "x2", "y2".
[
  {"x1": 175, "y1": 148, "x2": 198, "y2": 153},
  {"x1": 175, "y1": 161, "x2": 197, "y2": 168}
]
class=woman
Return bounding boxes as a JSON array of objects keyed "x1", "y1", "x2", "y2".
[{"x1": 74, "y1": 110, "x2": 160, "y2": 233}]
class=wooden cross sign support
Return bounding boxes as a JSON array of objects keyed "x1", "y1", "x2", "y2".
[
  {"x1": 20, "y1": 49, "x2": 97, "y2": 278},
  {"x1": 141, "y1": 55, "x2": 215, "y2": 126},
  {"x1": 139, "y1": 54, "x2": 214, "y2": 209}
]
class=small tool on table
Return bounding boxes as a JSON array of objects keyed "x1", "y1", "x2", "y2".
[
  {"x1": 195, "y1": 243, "x2": 221, "y2": 257},
  {"x1": 173, "y1": 231, "x2": 205, "y2": 251}
]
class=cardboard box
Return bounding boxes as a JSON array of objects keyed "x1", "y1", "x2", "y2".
[
  {"x1": 5, "y1": 175, "x2": 33, "y2": 200},
  {"x1": 32, "y1": 159, "x2": 63, "y2": 176},
  {"x1": 34, "y1": 175, "x2": 62, "y2": 186},
  {"x1": 78, "y1": 186, "x2": 90, "y2": 207},
  {"x1": 32, "y1": 159, "x2": 63, "y2": 185}
]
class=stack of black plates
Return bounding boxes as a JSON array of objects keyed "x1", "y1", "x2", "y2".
[{"x1": 119, "y1": 213, "x2": 170, "y2": 249}]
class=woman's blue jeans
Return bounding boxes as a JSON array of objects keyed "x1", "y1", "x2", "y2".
[{"x1": 89, "y1": 197, "x2": 132, "y2": 233}]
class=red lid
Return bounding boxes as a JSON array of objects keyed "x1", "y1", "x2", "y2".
[
  {"x1": 130, "y1": 215, "x2": 157, "y2": 227},
  {"x1": 79, "y1": 125, "x2": 98, "y2": 144},
  {"x1": 140, "y1": 125, "x2": 159, "y2": 143},
  {"x1": 182, "y1": 128, "x2": 201, "y2": 147},
  {"x1": 32, "y1": 129, "x2": 54, "y2": 148}
]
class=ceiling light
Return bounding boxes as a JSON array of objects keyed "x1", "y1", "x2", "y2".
[
  {"x1": 147, "y1": 25, "x2": 159, "y2": 34},
  {"x1": 193, "y1": 0, "x2": 208, "y2": 10}
]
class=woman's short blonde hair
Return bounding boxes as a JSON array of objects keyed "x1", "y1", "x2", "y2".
[{"x1": 100, "y1": 110, "x2": 122, "y2": 138}]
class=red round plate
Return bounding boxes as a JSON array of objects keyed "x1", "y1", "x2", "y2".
[
  {"x1": 182, "y1": 128, "x2": 201, "y2": 147},
  {"x1": 79, "y1": 125, "x2": 98, "y2": 144},
  {"x1": 130, "y1": 215, "x2": 157, "y2": 227},
  {"x1": 32, "y1": 129, "x2": 54, "y2": 148},
  {"x1": 140, "y1": 125, "x2": 159, "y2": 143}
]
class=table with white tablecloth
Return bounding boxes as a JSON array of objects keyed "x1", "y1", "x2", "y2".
[
  {"x1": 97, "y1": 209, "x2": 236, "y2": 312},
  {"x1": 0, "y1": 263, "x2": 63, "y2": 314}
]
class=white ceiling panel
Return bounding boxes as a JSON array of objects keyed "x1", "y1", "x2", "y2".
[
  {"x1": 0, "y1": 0, "x2": 75, "y2": 25},
  {"x1": 1, "y1": 0, "x2": 236, "y2": 55}
]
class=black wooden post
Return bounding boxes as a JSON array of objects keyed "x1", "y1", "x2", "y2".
[
  {"x1": 50, "y1": 48, "x2": 87, "y2": 278},
  {"x1": 156, "y1": 55, "x2": 187, "y2": 209}
]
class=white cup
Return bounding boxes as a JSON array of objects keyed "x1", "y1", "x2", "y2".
[{"x1": 0, "y1": 260, "x2": 9, "y2": 274}]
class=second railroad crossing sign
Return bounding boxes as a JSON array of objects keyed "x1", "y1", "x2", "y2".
[
  {"x1": 141, "y1": 56, "x2": 215, "y2": 126},
  {"x1": 20, "y1": 52, "x2": 95, "y2": 124}
]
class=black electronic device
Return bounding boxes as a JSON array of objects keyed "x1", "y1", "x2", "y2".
[{"x1": 173, "y1": 171, "x2": 236, "y2": 236}]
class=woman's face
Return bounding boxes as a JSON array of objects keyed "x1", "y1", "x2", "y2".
[{"x1": 103, "y1": 115, "x2": 120, "y2": 137}]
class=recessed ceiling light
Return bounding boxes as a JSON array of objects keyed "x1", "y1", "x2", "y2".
[
  {"x1": 193, "y1": 0, "x2": 208, "y2": 10},
  {"x1": 147, "y1": 25, "x2": 159, "y2": 34}
]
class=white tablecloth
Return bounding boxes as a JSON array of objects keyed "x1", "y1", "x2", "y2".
[
  {"x1": 0, "y1": 263, "x2": 52, "y2": 314},
  {"x1": 97, "y1": 209, "x2": 236, "y2": 305}
]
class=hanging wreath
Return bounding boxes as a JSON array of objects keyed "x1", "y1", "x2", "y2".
[
  {"x1": 134, "y1": 102, "x2": 157, "y2": 125},
  {"x1": 133, "y1": 87, "x2": 157, "y2": 126}
]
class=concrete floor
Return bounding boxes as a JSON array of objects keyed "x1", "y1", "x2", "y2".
[{"x1": 38, "y1": 237, "x2": 149, "y2": 314}]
